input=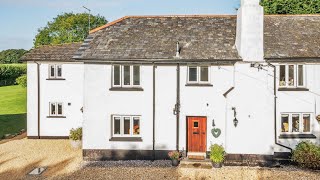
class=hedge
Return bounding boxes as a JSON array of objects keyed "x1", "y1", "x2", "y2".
[{"x1": 0, "y1": 64, "x2": 27, "y2": 86}]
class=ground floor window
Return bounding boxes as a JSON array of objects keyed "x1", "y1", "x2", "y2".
[
  {"x1": 49, "y1": 102, "x2": 63, "y2": 116},
  {"x1": 281, "y1": 113, "x2": 311, "y2": 134},
  {"x1": 112, "y1": 115, "x2": 140, "y2": 137}
]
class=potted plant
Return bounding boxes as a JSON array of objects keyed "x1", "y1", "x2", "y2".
[
  {"x1": 210, "y1": 144, "x2": 225, "y2": 168},
  {"x1": 168, "y1": 151, "x2": 181, "y2": 166},
  {"x1": 69, "y1": 127, "x2": 82, "y2": 149}
]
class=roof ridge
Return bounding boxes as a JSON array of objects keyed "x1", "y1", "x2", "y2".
[{"x1": 89, "y1": 15, "x2": 237, "y2": 34}]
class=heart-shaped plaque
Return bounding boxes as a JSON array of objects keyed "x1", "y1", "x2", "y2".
[{"x1": 211, "y1": 128, "x2": 221, "y2": 138}]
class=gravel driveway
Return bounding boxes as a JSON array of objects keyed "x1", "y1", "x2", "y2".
[{"x1": 1, "y1": 138, "x2": 319, "y2": 180}]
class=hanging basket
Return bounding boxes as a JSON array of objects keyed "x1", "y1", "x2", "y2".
[{"x1": 316, "y1": 115, "x2": 320, "y2": 122}]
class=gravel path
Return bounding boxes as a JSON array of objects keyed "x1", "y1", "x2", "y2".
[
  {"x1": 0, "y1": 138, "x2": 82, "y2": 179},
  {"x1": 0, "y1": 138, "x2": 319, "y2": 180}
]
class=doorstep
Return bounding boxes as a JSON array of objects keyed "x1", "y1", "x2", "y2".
[
  {"x1": 180, "y1": 158, "x2": 212, "y2": 169},
  {"x1": 187, "y1": 152, "x2": 206, "y2": 160}
]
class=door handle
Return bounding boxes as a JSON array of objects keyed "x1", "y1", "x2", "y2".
[{"x1": 193, "y1": 132, "x2": 199, "y2": 134}]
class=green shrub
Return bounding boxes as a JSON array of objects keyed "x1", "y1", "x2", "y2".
[
  {"x1": 210, "y1": 144, "x2": 225, "y2": 163},
  {"x1": 16, "y1": 74, "x2": 27, "y2": 87},
  {"x1": 292, "y1": 141, "x2": 320, "y2": 169},
  {"x1": 69, "y1": 127, "x2": 82, "y2": 141}
]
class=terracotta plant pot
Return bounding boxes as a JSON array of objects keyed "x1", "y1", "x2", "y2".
[
  {"x1": 211, "y1": 162, "x2": 222, "y2": 168},
  {"x1": 171, "y1": 159, "x2": 180, "y2": 166},
  {"x1": 70, "y1": 140, "x2": 82, "y2": 149}
]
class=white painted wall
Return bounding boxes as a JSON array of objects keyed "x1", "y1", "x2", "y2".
[
  {"x1": 276, "y1": 64, "x2": 320, "y2": 151},
  {"x1": 227, "y1": 63, "x2": 275, "y2": 155},
  {"x1": 83, "y1": 64, "x2": 154, "y2": 150},
  {"x1": 154, "y1": 66, "x2": 177, "y2": 151},
  {"x1": 27, "y1": 62, "x2": 38, "y2": 136},
  {"x1": 83, "y1": 62, "x2": 283, "y2": 156},
  {"x1": 179, "y1": 65, "x2": 233, "y2": 152},
  {"x1": 27, "y1": 62, "x2": 84, "y2": 137}
]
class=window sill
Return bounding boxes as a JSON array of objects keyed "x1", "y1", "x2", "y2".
[
  {"x1": 279, "y1": 134, "x2": 316, "y2": 139},
  {"x1": 185, "y1": 84, "x2": 213, "y2": 87},
  {"x1": 109, "y1": 87, "x2": 144, "y2": 91},
  {"x1": 46, "y1": 116, "x2": 66, "y2": 118},
  {"x1": 278, "y1": 88, "x2": 309, "y2": 91},
  {"x1": 109, "y1": 137, "x2": 142, "y2": 142},
  {"x1": 46, "y1": 78, "x2": 66, "y2": 81}
]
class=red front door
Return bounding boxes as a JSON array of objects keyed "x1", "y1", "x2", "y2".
[{"x1": 187, "y1": 117, "x2": 207, "y2": 152}]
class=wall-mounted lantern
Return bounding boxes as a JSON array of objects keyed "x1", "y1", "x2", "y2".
[
  {"x1": 232, "y1": 107, "x2": 238, "y2": 127},
  {"x1": 212, "y1": 119, "x2": 216, "y2": 127}
]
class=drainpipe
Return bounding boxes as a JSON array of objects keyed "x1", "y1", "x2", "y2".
[
  {"x1": 269, "y1": 63, "x2": 292, "y2": 153},
  {"x1": 152, "y1": 64, "x2": 156, "y2": 160},
  {"x1": 35, "y1": 61, "x2": 41, "y2": 139},
  {"x1": 176, "y1": 64, "x2": 180, "y2": 151}
]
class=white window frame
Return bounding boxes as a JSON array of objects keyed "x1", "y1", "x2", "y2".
[
  {"x1": 49, "y1": 102, "x2": 64, "y2": 116},
  {"x1": 112, "y1": 115, "x2": 141, "y2": 137},
  {"x1": 187, "y1": 66, "x2": 211, "y2": 84},
  {"x1": 279, "y1": 64, "x2": 306, "y2": 88},
  {"x1": 280, "y1": 113, "x2": 312, "y2": 134},
  {"x1": 112, "y1": 65, "x2": 140, "y2": 88},
  {"x1": 48, "y1": 64, "x2": 63, "y2": 79}
]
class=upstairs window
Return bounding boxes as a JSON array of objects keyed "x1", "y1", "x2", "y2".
[
  {"x1": 112, "y1": 115, "x2": 141, "y2": 137},
  {"x1": 187, "y1": 66, "x2": 210, "y2": 84},
  {"x1": 279, "y1": 65, "x2": 305, "y2": 88},
  {"x1": 281, "y1": 113, "x2": 311, "y2": 134},
  {"x1": 49, "y1": 102, "x2": 63, "y2": 116},
  {"x1": 112, "y1": 65, "x2": 140, "y2": 87},
  {"x1": 49, "y1": 65, "x2": 62, "y2": 79}
]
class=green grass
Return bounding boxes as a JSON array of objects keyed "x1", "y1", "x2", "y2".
[{"x1": 0, "y1": 85, "x2": 26, "y2": 138}]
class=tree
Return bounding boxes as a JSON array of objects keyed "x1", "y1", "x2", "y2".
[
  {"x1": 0, "y1": 49, "x2": 27, "y2": 64},
  {"x1": 261, "y1": 0, "x2": 320, "y2": 14},
  {"x1": 34, "y1": 12, "x2": 107, "y2": 47}
]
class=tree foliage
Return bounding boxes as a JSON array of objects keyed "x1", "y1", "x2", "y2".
[
  {"x1": 0, "y1": 49, "x2": 27, "y2": 64},
  {"x1": 261, "y1": 0, "x2": 320, "y2": 14},
  {"x1": 34, "y1": 12, "x2": 107, "y2": 47}
]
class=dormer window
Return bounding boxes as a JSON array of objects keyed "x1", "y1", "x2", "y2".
[
  {"x1": 279, "y1": 64, "x2": 305, "y2": 88},
  {"x1": 48, "y1": 65, "x2": 63, "y2": 79}
]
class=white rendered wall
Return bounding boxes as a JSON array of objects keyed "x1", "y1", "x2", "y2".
[
  {"x1": 179, "y1": 65, "x2": 233, "y2": 152},
  {"x1": 276, "y1": 64, "x2": 320, "y2": 151},
  {"x1": 154, "y1": 66, "x2": 177, "y2": 150},
  {"x1": 226, "y1": 63, "x2": 275, "y2": 155},
  {"x1": 27, "y1": 62, "x2": 38, "y2": 136},
  {"x1": 27, "y1": 62, "x2": 84, "y2": 137},
  {"x1": 82, "y1": 64, "x2": 153, "y2": 150}
]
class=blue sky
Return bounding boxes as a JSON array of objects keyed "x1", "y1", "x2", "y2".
[{"x1": 0, "y1": 0, "x2": 239, "y2": 51}]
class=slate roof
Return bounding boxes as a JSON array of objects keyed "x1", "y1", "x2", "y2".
[
  {"x1": 22, "y1": 43, "x2": 82, "y2": 61},
  {"x1": 74, "y1": 15, "x2": 241, "y2": 61},
  {"x1": 264, "y1": 15, "x2": 320, "y2": 60},
  {"x1": 23, "y1": 15, "x2": 320, "y2": 63}
]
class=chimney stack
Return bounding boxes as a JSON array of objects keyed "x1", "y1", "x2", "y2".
[{"x1": 235, "y1": 0, "x2": 264, "y2": 62}]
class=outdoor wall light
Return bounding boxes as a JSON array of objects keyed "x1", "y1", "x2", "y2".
[
  {"x1": 212, "y1": 119, "x2": 216, "y2": 127},
  {"x1": 233, "y1": 118, "x2": 239, "y2": 127},
  {"x1": 232, "y1": 107, "x2": 238, "y2": 127}
]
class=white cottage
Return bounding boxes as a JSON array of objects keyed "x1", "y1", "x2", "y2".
[{"x1": 23, "y1": 0, "x2": 320, "y2": 165}]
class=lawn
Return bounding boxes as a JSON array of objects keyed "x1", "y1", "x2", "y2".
[{"x1": 0, "y1": 85, "x2": 26, "y2": 139}]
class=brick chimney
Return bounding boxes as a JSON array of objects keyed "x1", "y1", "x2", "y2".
[{"x1": 235, "y1": 0, "x2": 264, "y2": 62}]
